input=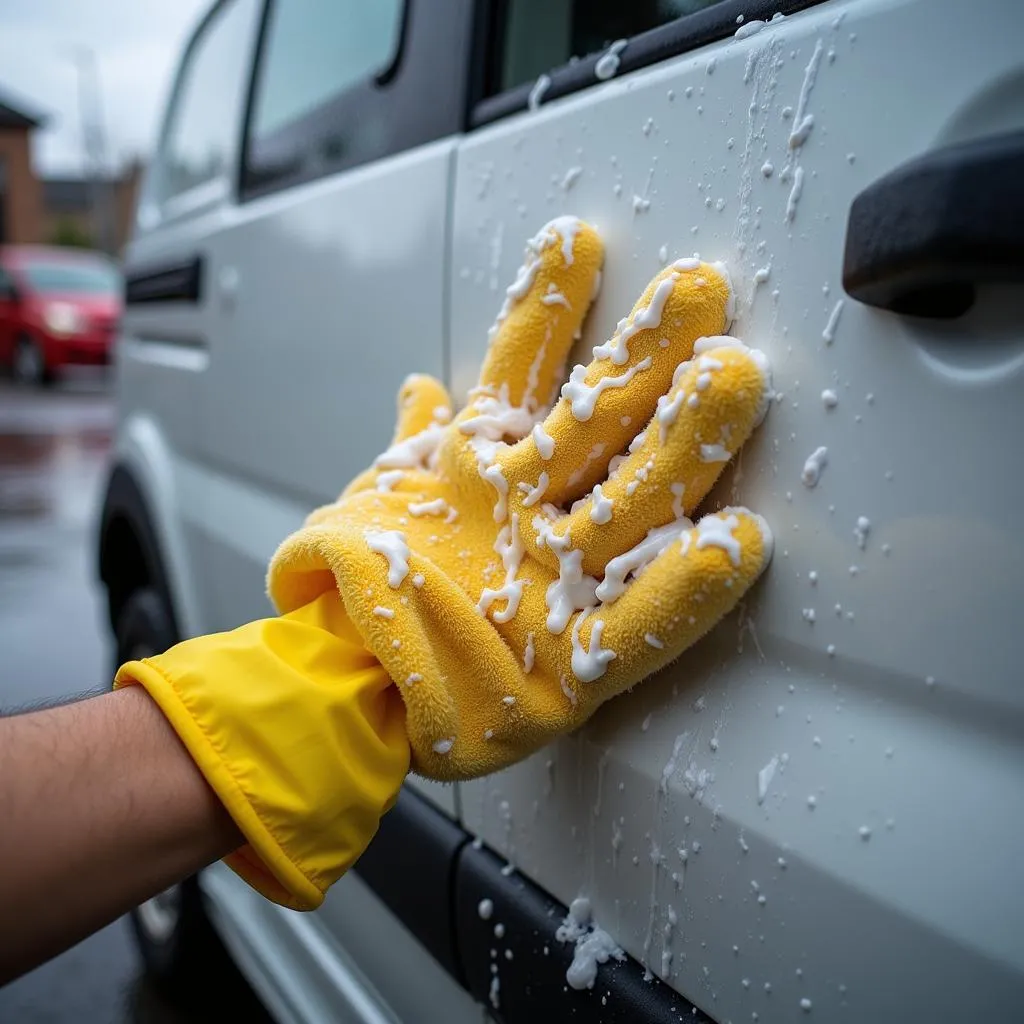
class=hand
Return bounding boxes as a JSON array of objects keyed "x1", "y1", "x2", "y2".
[{"x1": 271, "y1": 218, "x2": 772, "y2": 780}]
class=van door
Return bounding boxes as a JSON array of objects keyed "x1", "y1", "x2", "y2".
[
  {"x1": 181, "y1": 1, "x2": 483, "y2": 1020},
  {"x1": 120, "y1": 0, "x2": 263, "y2": 639},
  {"x1": 450, "y1": 0, "x2": 1024, "y2": 1019}
]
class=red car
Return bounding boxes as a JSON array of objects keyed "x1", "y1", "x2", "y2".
[{"x1": 0, "y1": 245, "x2": 122, "y2": 385}]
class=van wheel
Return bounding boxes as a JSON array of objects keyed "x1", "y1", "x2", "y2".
[
  {"x1": 116, "y1": 589, "x2": 227, "y2": 995},
  {"x1": 13, "y1": 334, "x2": 51, "y2": 387}
]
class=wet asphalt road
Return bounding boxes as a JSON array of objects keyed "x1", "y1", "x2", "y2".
[{"x1": 0, "y1": 374, "x2": 272, "y2": 1023}]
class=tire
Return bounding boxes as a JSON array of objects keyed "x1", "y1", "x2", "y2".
[
  {"x1": 115, "y1": 589, "x2": 231, "y2": 997},
  {"x1": 12, "y1": 334, "x2": 52, "y2": 387}
]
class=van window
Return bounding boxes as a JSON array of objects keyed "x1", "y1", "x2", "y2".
[
  {"x1": 250, "y1": 0, "x2": 404, "y2": 141},
  {"x1": 498, "y1": 0, "x2": 734, "y2": 93},
  {"x1": 144, "y1": 0, "x2": 260, "y2": 222},
  {"x1": 242, "y1": 0, "x2": 404, "y2": 195}
]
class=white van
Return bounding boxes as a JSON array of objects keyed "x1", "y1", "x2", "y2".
[{"x1": 98, "y1": 0, "x2": 1024, "y2": 1020}]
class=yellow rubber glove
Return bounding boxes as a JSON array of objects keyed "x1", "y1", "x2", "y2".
[
  {"x1": 116, "y1": 591, "x2": 409, "y2": 910},
  {"x1": 271, "y1": 218, "x2": 773, "y2": 781}
]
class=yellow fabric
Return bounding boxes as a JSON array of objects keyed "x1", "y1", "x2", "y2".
[
  {"x1": 115, "y1": 591, "x2": 409, "y2": 911},
  {"x1": 271, "y1": 218, "x2": 773, "y2": 781}
]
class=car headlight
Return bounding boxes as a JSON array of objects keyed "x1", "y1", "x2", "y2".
[{"x1": 43, "y1": 301, "x2": 86, "y2": 336}]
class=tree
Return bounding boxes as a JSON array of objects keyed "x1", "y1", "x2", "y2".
[{"x1": 50, "y1": 216, "x2": 95, "y2": 250}]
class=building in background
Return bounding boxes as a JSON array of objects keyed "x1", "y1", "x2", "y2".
[
  {"x1": 42, "y1": 162, "x2": 143, "y2": 253},
  {"x1": 0, "y1": 86, "x2": 141, "y2": 255},
  {"x1": 0, "y1": 92, "x2": 44, "y2": 245}
]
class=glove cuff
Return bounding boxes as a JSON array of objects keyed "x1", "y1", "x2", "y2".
[{"x1": 115, "y1": 593, "x2": 409, "y2": 910}]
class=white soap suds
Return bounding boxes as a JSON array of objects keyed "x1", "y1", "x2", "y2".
[
  {"x1": 671, "y1": 482, "x2": 686, "y2": 519},
  {"x1": 590, "y1": 484, "x2": 613, "y2": 524},
  {"x1": 789, "y1": 114, "x2": 814, "y2": 149},
  {"x1": 527, "y1": 73, "x2": 551, "y2": 110},
  {"x1": 595, "y1": 39, "x2": 627, "y2": 81},
  {"x1": 793, "y1": 39, "x2": 824, "y2": 140},
  {"x1": 433, "y1": 737, "x2": 454, "y2": 755},
  {"x1": 594, "y1": 274, "x2": 679, "y2": 366},
  {"x1": 561, "y1": 165, "x2": 582, "y2": 190},
  {"x1": 412, "y1": 573, "x2": 425, "y2": 588},
  {"x1": 632, "y1": 194, "x2": 651, "y2": 214},
  {"x1": 566, "y1": 442, "x2": 607, "y2": 487},
  {"x1": 556, "y1": 898, "x2": 625, "y2": 990},
  {"x1": 700, "y1": 443, "x2": 731, "y2": 463},
  {"x1": 821, "y1": 389, "x2": 838, "y2": 408},
  {"x1": 735, "y1": 18, "x2": 766, "y2": 38},
  {"x1": 644, "y1": 633, "x2": 664, "y2": 649},
  {"x1": 375, "y1": 422, "x2": 445, "y2": 470},
  {"x1": 477, "y1": 513, "x2": 525, "y2": 623},
  {"x1": 531, "y1": 422, "x2": 555, "y2": 460},
  {"x1": 570, "y1": 608, "x2": 616, "y2": 682},
  {"x1": 822, "y1": 299, "x2": 845, "y2": 343},
  {"x1": 523, "y1": 632, "x2": 535, "y2": 673},
  {"x1": 801, "y1": 446, "x2": 828, "y2": 487},
  {"x1": 695, "y1": 513, "x2": 742, "y2": 566},
  {"x1": 365, "y1": 530, "x2": 411, "y2": 588},
  {"x1": 785, "y1": 166, "x2": 805, "y2": 222},
  {"x1": 487, "y1": 220, "x2": 584, "y2": 342},
  {"x1": 478, "y1": 898, "x2": 494, "y2": 920},
  {"x1": 408, "y1": 498, "x2": 450, "y2": 518},
  {"x1": 560, "y1": 674, "x2": 578, "y2": 706},
  {"x1": 596, "y1": 519, "x2": 692, "y2": 603},
  {"x1": 540, "y1": 291, "x2": 572, "y2": 316},
  {"x1": 854, "y1": 515, "x2": 871, "y2": 550},
  {"x1": 376, "y1": 469, "x2": 404, "y2": 492},
  {"x1": 758, "y1": 756, "x2": 779, "y2": 804},
  {"x1": 372, "y1": 606, "x2": 395, "y2": 619},
  {"x1": 405, "y1": 673, "x2": 422, "y2": 686},
  {"x1": 481, "y1": 466, "x2": 509, "y2": 528},
  {"x1": 519, "y1": 472, "x2": 549, "y2": 507},
  {"x1": 561, "y1": 356, "x2": 652, "y2": 421},
  {"x1": 535, "y1": 520, "x2": 599, "y2": 633},
  {"x1": 544, "y1": 215, "x2": 584, "y2": 266}
]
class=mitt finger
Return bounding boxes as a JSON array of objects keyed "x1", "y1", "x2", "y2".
[
  {"x1": 345, "y1": 375, "x2": 453, "y2": 497},
  {"x1": 564, "y1": 342, "x2": 770, "y2": 578},
  {"x1": 565, "y1": 510, "x2": 773, "y2": 689},
  {"x1": 472, "y1": 218, "x2": 603, "y2": 415},
  {"x1": 505, "y1": 260, "x2": 734, "y2": 509},
  {"x1": 394, "y1": 373, "x2": 453, "y2": 441}
]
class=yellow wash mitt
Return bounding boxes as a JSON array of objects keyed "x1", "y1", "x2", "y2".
[{"x1": 271, "y1": 217, "x2": 773, "y2": 781}]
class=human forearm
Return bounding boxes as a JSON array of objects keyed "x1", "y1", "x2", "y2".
[{"x1": 0, "y1": 686, "x2": 241, "y2": 983}]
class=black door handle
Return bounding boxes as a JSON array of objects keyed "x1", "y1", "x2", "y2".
[
  {"x1": 124, "y1": 255, "x2": 204, "y2": 306},
  {"x1": 842, "y1": 131, "x2": 1024, "y2": 318}
]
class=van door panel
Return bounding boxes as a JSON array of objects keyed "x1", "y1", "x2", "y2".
[{"x1": 450, "y1": 1, "x2": 1024, "y2": 1018}]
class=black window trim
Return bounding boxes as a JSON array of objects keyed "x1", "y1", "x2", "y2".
[
  {"x1": 237, "y1": 0, "x2": 473, "y2": 204},
  {"x1": 471, "y1": 0, "x2": 827, "y2": 129}
]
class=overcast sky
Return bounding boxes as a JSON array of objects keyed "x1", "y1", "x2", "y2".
[{"x1": 0, "y1": 0, "x2": 209, "y2": 176}]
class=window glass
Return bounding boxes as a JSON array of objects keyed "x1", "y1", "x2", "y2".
[
  {"x1": 499, "y1": 0, "x2": 728, "y2": 92},
  {"x1": 154, "y1": 0, "x2": 260, "y2": 210},
  {"x1": 249, "y1": 0, "x2": 404, "y2": 143},
  {"x1": 21, "y1": 260, "x2": 120, "y2": 296}
]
